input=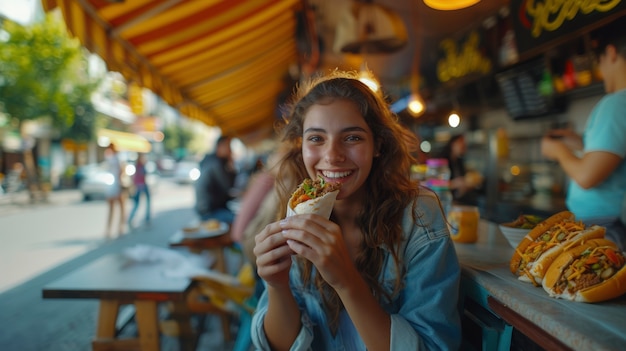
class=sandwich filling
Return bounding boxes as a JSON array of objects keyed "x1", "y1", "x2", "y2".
[
  {"x1": 515, "y1": 219, "x2": 585, "y2": 277},
  {"x1": 553, "y1": 245, "x2": 625, "y2": 295},
  {"x1": 290, "y1": 177, "x2": 341, "y2": 210}
]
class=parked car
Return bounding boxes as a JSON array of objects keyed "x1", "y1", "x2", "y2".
[
  {"x1": 173, "y1": 160, "x2": 200, "y2": 184},
  {"x1": 78, "y1": 163, "x2": 116, "y2": 201},
  {"x1": 156, "y1": 155, "x2": 176, "y2": 177},
  {"x1": 78, "y1": 160, "x2": 160, "y2": 201}
]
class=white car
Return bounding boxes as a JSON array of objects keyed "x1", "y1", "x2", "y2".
[
  {"x1": 78, "y1": 163, "x2": 116, "y2": 201},
  {"x1": 79, "y1": 161, "x2": 160, "y2": 200},
  {"x1": 173, "y1": 161, "x2": 201, "y2": 184}
]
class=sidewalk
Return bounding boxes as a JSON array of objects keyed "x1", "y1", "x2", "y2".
[
  {"x1": 0, "y1": 202, "x2": 240, "y2": 351},
  {"x1": 0, "y1": 188, "x2": 82, "y2": 217}
]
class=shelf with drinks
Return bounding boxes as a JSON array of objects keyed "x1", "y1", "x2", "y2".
[{"x1": 543, "y1": 31, "x2": 606, "y2": 99}]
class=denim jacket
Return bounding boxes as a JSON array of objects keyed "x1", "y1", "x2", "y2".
[{"x1": 251, "y1": 190, "x2": 462, "y2": 350}]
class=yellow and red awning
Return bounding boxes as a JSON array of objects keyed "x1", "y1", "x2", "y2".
[{"x1": 41, "y1": 0, "x2": 301, "y2": 142}]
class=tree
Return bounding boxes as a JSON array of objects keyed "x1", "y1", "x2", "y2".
[
  {"x1": 0, "y1": 13, "x2": 100, "y2": 196},
  {"x1": 163, "y1": 123, "x2": 194, "y2": 159},
  {"x1": 0, "y1": 13, "x2": 99, "y2": 132},
  {"x1": 57, "y1": 79, "x2": 99, "y2": 142}
]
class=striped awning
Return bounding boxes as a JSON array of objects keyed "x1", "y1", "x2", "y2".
[{"x1": 41, "y1": 0, "x2": 301, "y2": 141}]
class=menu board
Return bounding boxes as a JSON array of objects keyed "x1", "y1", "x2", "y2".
[{"x1": 495, "y1": 59, "x2": 566, "y2": 120}]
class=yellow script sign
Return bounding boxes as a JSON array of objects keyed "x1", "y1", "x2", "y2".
[{"x1": 525, "y1": 0, "x2": 621, "y2": 38}]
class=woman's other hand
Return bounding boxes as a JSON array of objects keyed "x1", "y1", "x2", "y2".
[{"x1": 254, "y1": 221, "x2": 294, "y2": 289}]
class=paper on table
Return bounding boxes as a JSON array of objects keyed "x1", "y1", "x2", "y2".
[{"x1": 123, "y1": 244, "x2": 215, "y2": 279}]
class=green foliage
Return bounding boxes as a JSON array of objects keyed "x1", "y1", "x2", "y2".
[
  {"x1": 0, "y1": 13, "x2": 100, "y2": 141},
  {"x1": 163, "y1": 123, "x2": 194, "y2": 155}
]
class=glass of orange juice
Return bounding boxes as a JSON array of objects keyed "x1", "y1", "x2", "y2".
[{"x1": 448, "y1": 205, "x2": 480, "y2": 243}]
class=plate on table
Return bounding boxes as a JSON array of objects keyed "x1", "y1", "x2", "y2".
[
  {"x1": 498, "y1": 224, "x2": 531, "y2": 248},
  {"x1": 182, "y1": 221, "x2": 229, "y2": 239}
]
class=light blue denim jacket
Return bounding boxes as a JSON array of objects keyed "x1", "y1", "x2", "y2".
[{"x1": 251, "y1": 190, "x2": 462, "y2": 350}]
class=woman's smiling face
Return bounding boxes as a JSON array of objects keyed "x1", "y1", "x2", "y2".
[{"x1": 302, "y1": 99, "x2": 375, "y2": 200}]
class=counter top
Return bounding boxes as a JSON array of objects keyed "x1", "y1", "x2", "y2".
[
  {"x1": 454, "y1": 221, "x2": 626, "y2": 351},
  {"x1": 454, "y1": 195, "x2": 567, "y2": 224}
]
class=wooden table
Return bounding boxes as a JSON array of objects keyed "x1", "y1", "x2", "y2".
[
  {"x1": 42, "y1": 253, "x2": 196, "y2": 351},
  {"x1": 168, "y1": 226, "x2": 240, "y2": 341},
  {"x1": 169, "y1": 228, "x2": 234, "y2": 273}
]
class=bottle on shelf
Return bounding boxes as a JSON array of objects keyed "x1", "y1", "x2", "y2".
[
  {"x1": 411, "y1": 163, "x2": 428, "y2": 182},
  {"x1": 425, "y1": 158, "x2": 452, "y2": 216},
  {"x1": 425, "y1": 158, "x2": 451, "y2": 185}
]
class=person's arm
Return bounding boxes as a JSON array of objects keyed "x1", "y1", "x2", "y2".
[
  {"x1": 251, "y1": 278, "x2": 315, "y2": 351},
  {"x1": 449, "y1": 175, "x2": 469, "y2": 195},
  {"x1": 335, "y1": 270, "x2": 391, "y2": 350},
  {"x1": 543, "y1": 93, "x2": 626, "y2": 189},
  {"x1": 282, "y1": 215, "x2": 392, "y2": 350},
  {"x1": 541, "y1": 137, "x2": 622, "y2": 189},
  {"x1": 253, "y1": 221, "x2": 301, "y2": 350},
  {"x1": 230, "y1": 172, "x2": 275, "y2": 243},
  {"x1": 450, "y1": 172, "x2": 483, "y2": 199},
  {"x1": 374, "y1": 194, "x2": 462, "y2": 350},
  {"x1": 546, "y1": 128, "x2": 584, "y2": 151},
  {"x1": 391, "y1": 234, "x2": 461, "y2": 350},
  {"x1": 262, "y1": 285, "x2": 302, "y2": 350}
]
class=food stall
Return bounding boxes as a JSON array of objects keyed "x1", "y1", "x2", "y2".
[
  {"x1": 417, "y1": 2, "x2": 626, "y2": 224},
  {"x1": 455, "y1": 221, "x2": 626, "y2": 351}
]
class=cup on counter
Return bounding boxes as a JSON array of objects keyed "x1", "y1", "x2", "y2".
[{"x1": 448, "y1": 205, "x2": 480, "y2": 243}]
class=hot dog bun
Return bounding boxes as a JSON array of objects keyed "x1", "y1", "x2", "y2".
[
  {"x1": 509, "y1": 211, "x2": 573, "y2": 274},
  {"x1": 542, "y1": 239, "x2": 626, "y2": 302},
  {"x1": 509, "y1": 211, "x2": 605, "y2": 285}
]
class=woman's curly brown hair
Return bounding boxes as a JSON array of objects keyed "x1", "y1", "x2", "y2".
[{"x1": 273, "y1": 70, "x2": 421, "y2": 331}]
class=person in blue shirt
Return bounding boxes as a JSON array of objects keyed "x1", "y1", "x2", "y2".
[
  {"x1": 252, "y1": 70, "x2": 461, "y2": 350},
  {"x1": 541, "y1": 19, "x2": 626, "y2": 250}
]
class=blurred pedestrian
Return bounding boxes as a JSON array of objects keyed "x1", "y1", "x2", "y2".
[
  {"x1": 231, "y1": 144, "x2": 290, "y2": 266},
  {"x1": 4, "y1": 162, "x2": 25, "y2": 194},
  {"x1": 194, "y1": 135, "x2": 237, "y2": 223},
  {"x1": 439, "y1": 134, "x2": 483, "y2": 203},
  {"x1": 128, "y1": 153, "x2": 151, "y2": 230},
  {"x1": 104, "y1": 143, "x2": 126, "y2": 238}
]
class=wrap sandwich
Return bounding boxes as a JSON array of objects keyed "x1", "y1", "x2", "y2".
[{"x1": 287, "y1": 177, "x2": 341, "y2": 219}]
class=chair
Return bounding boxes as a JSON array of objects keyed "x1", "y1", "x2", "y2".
[{"x1": 187, "y1": 261, "x2": 257, "y2": 349}]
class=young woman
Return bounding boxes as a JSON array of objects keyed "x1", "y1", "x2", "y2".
[
  {"x1": 252, "y1": 71, "x2": 461, "y2": 350},
  {"x1": 104, "y1": 142, "x2": 126, "y2": 238}
]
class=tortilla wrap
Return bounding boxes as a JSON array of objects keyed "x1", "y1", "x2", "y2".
[{"x1": 286, "y1": 188, "x2": 340, "y2": 219}]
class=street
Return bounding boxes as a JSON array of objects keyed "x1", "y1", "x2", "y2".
[
  {"x1": 0, "y1": 178, "x2": 196, "y2": 293},
  {"x1": 0, "y1": 177, "x2": 239, "y2": 350}
]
